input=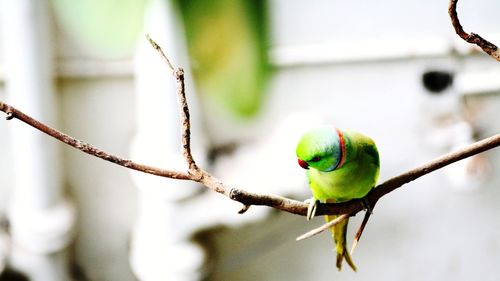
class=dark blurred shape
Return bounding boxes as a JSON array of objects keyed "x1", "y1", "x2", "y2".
[
  {"x1": 0, "y1": 268, "x2": 29, "y2": 281},
  {"x1": 174, "y1": 0, "x2": 270, "y2": 118},
  {"x1": 422, "y1": 70, "x2": 454, "y2": 94},
  {"x1": 207, "y1": 142, "x2": 238, "y2": 163}
]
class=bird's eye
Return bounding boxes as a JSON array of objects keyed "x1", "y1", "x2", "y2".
[{"x1": 310, "y1": 156, "x2": 321, "y2": 162}]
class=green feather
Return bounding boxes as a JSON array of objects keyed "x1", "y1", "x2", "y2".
[{"x1": 296, "y1": 126, "x2": 380, "y2": 271}]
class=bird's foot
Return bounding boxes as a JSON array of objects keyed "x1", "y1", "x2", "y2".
[{"x1": 304, "y1": 198, "x2": 319, "y2": 221}]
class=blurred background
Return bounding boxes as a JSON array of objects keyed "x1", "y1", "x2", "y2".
[{"x1": 0, "y1": 0, "x2": 499, "y2": 280}]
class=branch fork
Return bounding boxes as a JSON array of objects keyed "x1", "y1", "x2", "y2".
[{"x1": 0, "y1": 34, "x2": 499, "y2": 248}]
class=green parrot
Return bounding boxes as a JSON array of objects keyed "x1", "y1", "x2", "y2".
[{"x1": 296, "y1": 126, "x2": 380, "y2": 271}]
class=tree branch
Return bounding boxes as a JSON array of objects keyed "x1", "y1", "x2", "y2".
[
  {"x1": 146, "y1": 34, "x2": 199, "y2": 173},
  {"x1": 449, "y1": 0, "x2": 500, "y2": 62},
  {"x1": 0, "y1": 101, "x2": 191, "y2": 180},
  {"x1": 0, "y1": 38, "x2": 499, "y2": 227}
]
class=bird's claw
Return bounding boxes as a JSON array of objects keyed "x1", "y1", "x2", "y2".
[{"x1": 305, "y1": 198, "x2": 319, "y2": 221}]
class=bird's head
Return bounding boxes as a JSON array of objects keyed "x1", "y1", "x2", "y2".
[{"x1": 296, "y1": 126, "x2": 344, "y2": 172}]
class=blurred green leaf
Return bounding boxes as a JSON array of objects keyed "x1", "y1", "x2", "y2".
[
  {"x1": 51, "y1": 0, "x2": 147, "y2": 58},
  {"x1": 174, "y1": 0, "x2": 270, "y2": 118}
]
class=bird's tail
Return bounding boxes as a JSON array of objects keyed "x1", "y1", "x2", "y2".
[{"x1": 326, "y1": 214, "x2": 357, "y2": 272}]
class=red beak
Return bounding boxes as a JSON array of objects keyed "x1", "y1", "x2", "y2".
[{"x1": 298, "y1": 159, "x2": 309, "y2": 169}]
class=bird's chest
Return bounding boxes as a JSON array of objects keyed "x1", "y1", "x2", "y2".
[{"x1": 307, "y1": 162, "x2": 364, "y2": 202}]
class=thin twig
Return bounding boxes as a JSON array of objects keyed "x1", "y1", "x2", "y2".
[
  {"x1": 145, "y1": 34, "x2": 175, "y2": 71},
  {"x1": 146, "y1": 35, "x2": 201, "y2": 176},
  {"x1": 296, "y1": 213, "x2": 350, "y2": 241},
  {"x1": 351, "y1": 211, "x2": 371, "y2": 254},
  {"x1": 448, "y1": 0, "x2": 500, "y2": 62},
  {"x1": 175, "y1": 68, "x2": 201, "y2": 175},
  {"x1": 0, "y1": 101, "x2": 191, "y2": 180}
]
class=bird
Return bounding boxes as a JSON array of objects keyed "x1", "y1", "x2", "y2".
[{"x1": 296, "y1": 126, "x2": 380, "y2": 271}]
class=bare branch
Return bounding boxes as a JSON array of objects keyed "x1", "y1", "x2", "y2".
[
  {"x1": 296, "y1": 214, "x2": 350, "y2": 241},
  {"x1": 0, "y1": 37, "x2": 499, "y2": 227},
  {"x1": 174, "y1": 68, "x2": 201, "y2": 175},
  {"x1": 1, "y1": 98, "x2": 499, "y2": 217},
  {"x1": 231, "y1": 130, "x2": 499, "y2": 216},
  {"x1": 0, "y1": 101, "x2": 191, "y2": 180},
  {"x1": 146, "y1": 37, "x2": 201, "y2": 177},
  {"x1": 367, "y1": 133, "x2": 500, "y2": 205},
  {"x1": 449, "y1": 0, "x2": 500, "y2": 62}
]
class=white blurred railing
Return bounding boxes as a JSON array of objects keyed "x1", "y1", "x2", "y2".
[{"x1": 0, "y1": 0, "x2": 75, "y2": 280}]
